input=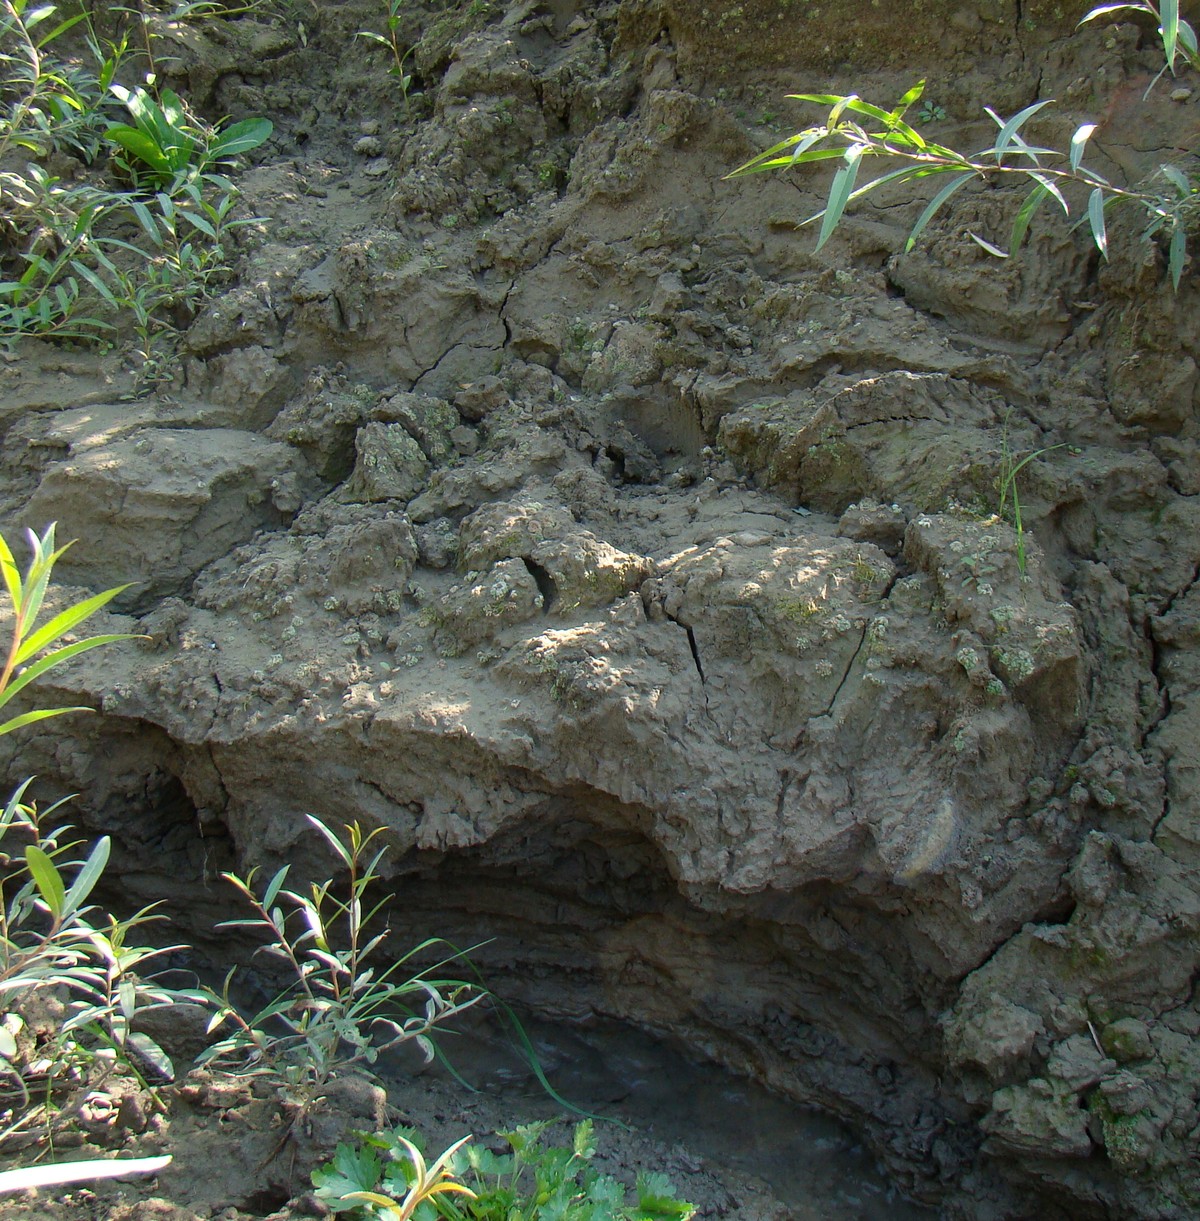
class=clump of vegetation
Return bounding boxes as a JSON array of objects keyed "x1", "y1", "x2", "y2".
[
  {"x1": 0, "y1": 525, "x2": 198, "y2": 1187},
  {"x1": 0, "y1": 0, "x2": 272, "y2": 384},
  {"x1": 728, "y1": 1, "x2": 1198, "y2": 288},
  {"x1": 198, "y1": 816, "x2": 487, "y2": 1093},
  {"x1": 313, "y1": 1120, "x2": 698, "y2": 1221}
]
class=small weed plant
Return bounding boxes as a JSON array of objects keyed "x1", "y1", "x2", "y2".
[
  {"x1": 357, "y1": 0, "x2": 416, "y2": 105},
  {"x1": 313, "y1": 1120, "x2": 698, "y2": 1221},
  {"x1": 997, "y1": 430, "x2": 1066, "y2": 576},
  {"x1": 728, "y1": 2, "x2": 1198, "y2": 288},
  {"x1": 199, "y1": 816, "x2": 487, "y2": 1093},
  {"x1": 104, "y1": 83, "x2": 271, "y2": 187}
]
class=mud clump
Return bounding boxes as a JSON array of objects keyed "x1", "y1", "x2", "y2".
[{"x1": 4, "y1": 1, "x2": 1200, "y2": 1219}]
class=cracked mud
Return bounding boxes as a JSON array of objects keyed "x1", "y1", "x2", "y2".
[{"x1": 3, "y1": 2, "x2": 1200, "y2": 1218}]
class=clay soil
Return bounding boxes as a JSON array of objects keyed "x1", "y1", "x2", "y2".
[{"x1": 3, "y1": 1, "x2": 1200, "y2": 1219}]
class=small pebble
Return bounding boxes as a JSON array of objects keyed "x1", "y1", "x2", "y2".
[{"x1": 353, "y1": 135, "x2": 383, "y2": 156}]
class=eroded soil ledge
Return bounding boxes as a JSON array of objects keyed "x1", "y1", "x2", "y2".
[{"x1": 3, "y1": 1, "x2": 1200, "y2": 1218}]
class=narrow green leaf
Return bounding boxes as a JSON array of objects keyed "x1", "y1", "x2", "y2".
[
  {"x1": 34, "y1": 10, "x2": 84, "y2": 47},
  {"x1": 21, "y1": 529, "x2": 66, "y2": 629},
  {"x1": 0, "y1": 706, "x2": 91, "y2": 735},
  {"x1": 1169, "y1": 224, "x2": 1187, "y2": 291},
  {"x1": 0, "y1": 533, "x2": 21, "y2": 609},
  {"x1": 127, "y1": 1031, "x2": 174, "y2": 1080},
  {"x1": 70, "y1": 261, "x2": 120, "y2": 309},
  {"x1": 262, "y1": 865, "x2": 290, "y2": 910},
  {"x1": 726, "y1": 128, "x2": 830, "y2": 177},
  {"x1": 118, "y1": 975, "x2": 137, "y2": 1024},
  {"x1": 990, "y1": 99, "x2": 1055, "y2": 165},
  {"x1": 14, "y1": 584, "x2": 130, "y2": 664},
  {"x1": 768, "y1": 146, "x2": 846, "y2": 169},
  {"x1": 839, "y1": 97, "x2": 896, "y2": 124},
  {"x1": 789, "y1": 128, "x2": 827, "y2": 163},
  {"x1": 1026, "y1": 171, "x2": 1068, "y2": 214},
  {"x1": 969, "y1": 232, "x2": 1010, "y2": 258},
  {"x1": 842, "y1": 164, "x2": 933, "y2": 208},
  {"x1": 880, "y1": 114, "x2": 927, "y2": 151},
  {"x1": 177, "y1": 210, "x2": 216, "y2": 238},
  {"x1": 159, "y1": 89, "x2": 188, "y2": 130},
  {"x1": 1088, "y1": 187, "x2": 1109, "y2": 258},
  {"x1": 26, "y1": 844, "x2": 66, "y2": 919},
  {"x1": 1010, "y1": 182, "x2": 1050, "y2": 256},
  {"x1": 785, "y1": 92, "x2": 843, "y2": 107},
  {"x1": 815, "y1": 144, "x2": 864, "y2": 251},
  {"x1": 1070, "y1": 122, "x2": 1098, "y2": 173},
  {"x1": 894, "y1": 80, "x2": 926, "y2": 113},
  {"x1": 62, "y1": 835, "x2": 110, "y2": 919},
  {"x1": 1178, "y1": 19, "x2": 1198, "y2": 59},
  {"x1": 1079, "y1": 3, "x2": 1142, "y2": 24},
  {"x1": 22, "y1": 5, "x2": 58, "y2": 31},
  {"x1": 1162, "y1": 0, "x2": 1179, "y2": 69},
  {"x1": 128, "y1": 199, "x2": 164, "y2": 245},
  {"x1": 1160, "y1": 163, "x2": 1191, "y2": 197},
  {"x1": 905, "y1": 170, "x2": 976, "y2": 252},
  {"x1": 827, "y1": 94, "x2": 859, "y2": 126},
  {"x1": 306, "y1": 815, "x2": 354, "y2": 868}
]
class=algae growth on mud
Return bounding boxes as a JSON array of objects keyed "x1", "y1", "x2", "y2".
[{"x1": 2, "y1": 0, "x2": 1200, "y2": 1218}]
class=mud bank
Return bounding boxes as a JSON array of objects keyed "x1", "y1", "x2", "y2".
[{"x1": 3, "y1": 1, "x2": 1200, "y2": 1218}]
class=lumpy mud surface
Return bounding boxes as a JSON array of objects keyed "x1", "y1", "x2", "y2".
[{"x1": 3, "y1": 2, "x2": 1200, "y2": 1218}]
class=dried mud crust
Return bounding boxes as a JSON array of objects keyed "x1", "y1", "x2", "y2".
[{"x1": 3, "y1": 1, "x2": 1200, "y2": 1219}]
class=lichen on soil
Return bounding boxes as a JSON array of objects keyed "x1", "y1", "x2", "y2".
[{"x1": 3, "y1": 0, "x2": 1200, "y2": 1218}]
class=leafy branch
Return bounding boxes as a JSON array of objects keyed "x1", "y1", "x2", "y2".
[
  {"x1": 726, "y1": 79, "x2": 1196, "y2": 289},
  {"x1": 727, "y1": 2, "x2": 1199, "y2": 289}
]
